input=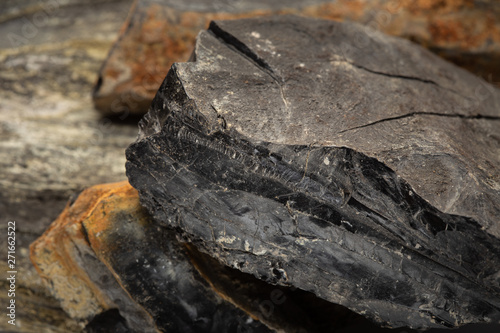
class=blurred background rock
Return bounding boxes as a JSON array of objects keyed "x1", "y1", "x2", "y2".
[{"x1": 0, "y1": 1, "x2": 134, "y2": 332}]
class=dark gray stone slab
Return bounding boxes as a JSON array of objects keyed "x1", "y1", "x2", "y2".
[{"x1": 126, "y1": 16, "x2": 500, "y2": 329}]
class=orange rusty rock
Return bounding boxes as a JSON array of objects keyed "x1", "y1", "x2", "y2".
[
  {"x1": 401, "y1": 0, "x2": 474, "y2": 14},
  {"x1": 429, "y1": 19, "x2": 467, "y2": 45},
  {"x1": 81, "y1": 182, "x2": 148, "y2": 258},
  {"x1": 30, "y1": 181, "x2": 157, "y2": 330},
  {"x1": 29, "y1": 181, "x2": 127, "y2": 319}
]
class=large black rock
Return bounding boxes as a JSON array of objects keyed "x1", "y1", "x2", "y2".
[{"x1": 126, "y1": 16, "x2": 500, "y2": 329}]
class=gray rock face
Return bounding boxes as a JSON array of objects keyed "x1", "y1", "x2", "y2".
[{"x1": 126, "y1": 16, "x2": 500, "y2": 329}]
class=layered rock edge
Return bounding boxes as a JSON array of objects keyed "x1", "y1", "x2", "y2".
[{"x1": 126, "y1": 16, "x2": 500, "y2": 329}]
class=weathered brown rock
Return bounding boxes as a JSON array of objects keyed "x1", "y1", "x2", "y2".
[
  {"x1": 126, "y1": 15, "x2": 500, "y2": 329},
  {"x1": 93, "y1": 0, "x2": 500, "y2": 115},
  {"x1": 30, "y1": 182, "x2": 157, "y2": 331}
]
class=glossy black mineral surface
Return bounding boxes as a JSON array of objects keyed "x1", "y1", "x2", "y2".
[{"x1": 126, "y1": 16, "x2": 500, "y2": 329}]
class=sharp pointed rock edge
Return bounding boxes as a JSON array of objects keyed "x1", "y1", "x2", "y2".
[{"x1": 126, "y1": 16, "x2": 500, "y2": 330}]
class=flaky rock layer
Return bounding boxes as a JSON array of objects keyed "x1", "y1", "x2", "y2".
[{"x1": 126, "y1": 16, "x2": 500, "y2": 329}]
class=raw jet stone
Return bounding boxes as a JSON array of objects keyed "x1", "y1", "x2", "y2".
[
  {"x1": 31, "y1": 181, "x2": 391, "y2": 333},
  {"x1": 126, "y1": 16, "x2": 500, "y2": 329}
]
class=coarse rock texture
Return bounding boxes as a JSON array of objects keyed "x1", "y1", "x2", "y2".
[
  {"x1": 0, "y1": 1, "x2": 136, "y2": 332},
  {"x1": 126, "y1": 16, "x2": 500, "y2": 330},
  {"x1": 30, "y1": 181, "x2": 272, "y2": 332},
  {"x1": 32, "y1": 181, "x2": 409, "y2": 333},
  {"x1": 93, "y1": 0, "x2": 500, "y2": 115},
  {"x1": 78, "y1": 182, "x2": 272, "y2": 333},
  {"x1": 30, "y1": 182, "x2": 157, "y2": 332}
]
